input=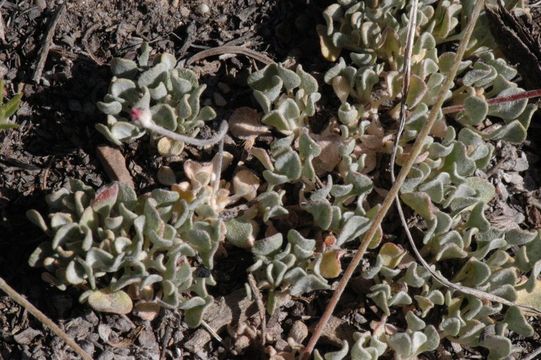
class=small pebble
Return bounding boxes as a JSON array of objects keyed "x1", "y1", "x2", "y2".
[
  {"x1": 217, "y1": 82, "x2": 231, "y2": 94},
  {"x1": 179, "y1": 6, "x2": 190, "y2": 17},
  {"x1": 274, "y1": 338, "x2": 289, "y2": 351},
  {"x1": 213, "y1": 93, "x2": 227, "y2": 107},
  {"x1": 288, "y1": 320, "x2": 308, "y2": 343},
  {"x1": 353, "y1": 312, "x2": 367, "y2": 324},
  {"x1": 97, "y1": 351, "x2": 114, "y2": 360},
  {"x1": 35, "y1": 0, "x2": 47, "y2": 10},
  {"x1": 196, "y1": 3, "x2": 210, "y2": 16}
]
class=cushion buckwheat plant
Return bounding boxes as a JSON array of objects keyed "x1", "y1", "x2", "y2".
[
  {"x1": 26, "y1": 0, "x2": 541, "y2": 358},
  {"x1": 312, "y1": 0, "x2": 540, "y2": 359}
]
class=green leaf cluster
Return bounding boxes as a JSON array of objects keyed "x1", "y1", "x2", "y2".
[
  {"x1": 0, "y1": 79, "x2": 21, "y2": 131},
  {"x1": 96, "y1": 44, "x2": 216, "y2": 155}
]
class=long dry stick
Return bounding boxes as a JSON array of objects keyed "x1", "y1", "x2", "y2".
[
  {"x1": 33, "y1": 4, "x2": 66, "y2": 82},
  {"x1": 300, "y1": 2, "x2": 487, "y2": 358},
  {"x1": 0, "y1": 277, "x2": 93, "y2": 360},
  {"x1": 391, "y1": 2, "x2": 541, "y2": 317}
]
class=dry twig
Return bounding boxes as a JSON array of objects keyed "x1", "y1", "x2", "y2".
[
  {"x1": 0, "y1": 7, "x2": 6, "y2": 44},
  {"x1": 247, "y1": 273, "x2": 267, "y2": 346},
  {"x1": 523, "y1": 345, "x2": 541, "y2": 360},
  {"x1": 33, "y1": 4, "x2": 66, "y2": 83},
  {"x1": 0, "y1": 277, "x2": 93, "y2": 360},
  {"x1": 82, "y1": 23, "x2": 104, "y2": 65},
  {"x1": 186, "y1": 45, "x2": 275, "y2": 66}
]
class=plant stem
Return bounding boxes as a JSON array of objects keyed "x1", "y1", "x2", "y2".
[
  {"x1": 0, "y1": 277, "x2": 93, "y2": 360},
  {"x1": 145, "y1": 120, "x2": 228, "y2": 147},
  {"x1": 300, "y1": 1, "x2": 486, "y2": 358},
  {"x1": 442, "y1": 88, "x2": 541, "y2": 114}
]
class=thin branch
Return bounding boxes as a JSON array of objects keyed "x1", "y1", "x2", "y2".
[
  {"x1": 523, "y1": 345, "x2": 541, "y2": 360},
  {"x1": 130, "y1": 107, "x2": 228, "y2": 147},
  {"x1": 300, "y1": 2, "x2": 487, "y2": 358},
  {"x1": 391, "y1": 0, "x2": 541, "y2": 319},
  {"x1": 146, "y1": 120, "x2": 228, "y2": 147},
  {"x1": 186, "y1": 45, "x2": 275, "y2": 66},
  {"x1": 33, "y1": 4, "x2": 66, "y2": 82},
  {"x1": 442, "y1": 88, "x2": 541, "y2": 114},
  {"x1": 247, "y1": 274, "x2": 267, "y2": 346},
  {"x1": 200, "y1": 320, "x2": 223, "y2": 344},
  {"x1": 212, "y1": 135, "x2": 225, "y2": 197},
  {"x1": 0, "y1": 277, "x2": 93, "y2": 360}
]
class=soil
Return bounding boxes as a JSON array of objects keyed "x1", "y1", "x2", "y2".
[{"x1": 0, "y1": 1, "x2": 540, "y2": 360}]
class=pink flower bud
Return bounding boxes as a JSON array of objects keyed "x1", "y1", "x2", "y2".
[{"x1": 130, "y1": 107, "x2": 152, "y2": 128}]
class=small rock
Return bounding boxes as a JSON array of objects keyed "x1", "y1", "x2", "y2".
[
  {"x1": 80, "y1": 340, "x2": 95, "y2": 356},
  {"x1": 138, "y1": 326, "x2": 159, "y2": 351},
  {"x1": 84, "y1": 311, "x2": 99, "y2": 325},
  {"x1": 502, "y1": 172, "x2": 524, "y2": 188},
  {"x1": 13, "y1": 328, "x2": 41, "y2": 345},
  {"x1": 112, "y1": 315, "x2": 135, "y2": 333},
  {"x1": 288, "y1": 321, "x2": 308, "y2": 344},
  {"x1": 179, "y1": 6, "x2": 190, "y2": 17},
  {"x1": 196, "y1": 3, "x2": 210, "y2": 16},
  {"x1": 97, "y1": 323, "x2": 112, "y2": 343},
  {"x1": 96, "y1": 145, "x2": 134, "y2": 189},
  {"x1": 213, "y1": 93, "x2": 227, "y2": 107},
  {"x1": 234, "y1": 335, "x2": 251, "y2": 353},
  {"x1": 35, "y1": 0, "x2": 47, "y2": 10},
  {"x1": 353, "y1": 312, "x2": 367, "y2": 324},
  {"x1": 217, "y1": 82, "x2": 231, "y2": 94},
  {"x1": 274, "y1": 338, "x2": 289, "y2": 351},
  {"x1": 97, "y1": 351, "x2": 114, "y2": 360},
  {"x1": 315, "y1": 315, "x2": 356, "y2": 346},
  {"x1": 65, "y1": 318, "x2": 92, "y2": 340}
]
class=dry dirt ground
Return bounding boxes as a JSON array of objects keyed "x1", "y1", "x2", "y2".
[{"x1": 1, "y1": 1, "x2": 541, "y2": 359}]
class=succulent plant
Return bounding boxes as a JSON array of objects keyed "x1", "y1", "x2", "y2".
[
  {"x1": 247, "y1": 230, "x2": 330, "y2": 314},
  {"x1": 321, "y1": 0, "x2": 537, "y2": 147},
  {"x1": 26, "y1": 143, "x2": 268, "y2": 325},
  {"x1": 0, "y1": 79, "x2": 21, "y2": 131},
  {"x1": 22, "y1": 0, "x2": 541, "y2": 356},
  {"x1": 247, "y1": 63, "x2": 321, "y2": 136},
  {"x1": 242, "y1": 63, "x2": 389, "y2": 316},
  {"x1": 313, "y1": 0, "x2": 540, "y2": 359},
  {"x1": 96, "y1": 44, "x2": 217, "y2": 155},
  {"x1": 27, "y1": 180, "x2": 219, "y2": 327}
]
